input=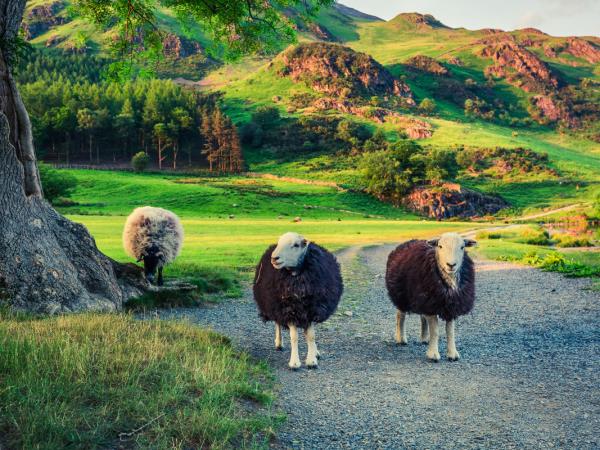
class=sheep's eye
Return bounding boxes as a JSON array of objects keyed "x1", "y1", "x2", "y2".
[
  {"x1": 438, "y1": 245, "x2": 443, "y2": 249},
  {"x1": 461, "y1": 246, "x2": 465, "y2": 250}
]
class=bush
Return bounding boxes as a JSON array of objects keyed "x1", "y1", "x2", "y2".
[
  {"x1": 554, "y1": 234, "x2": 594, "y2": 248},
  {"x1": 251, "y1": 106, "x2": 280, "y2": 127},
  {"x1": 418, "y1": 98, "x2": 436, "y2": 114},
  {"x1": 38, "y1": 162, "x2": 77, "y2": 204},
  {"x1": 131, "y1": 152, "x2": 150, "y2": 172},
  {"x1": 517, "y1": 228, "x2": 552, "y2": 246}
]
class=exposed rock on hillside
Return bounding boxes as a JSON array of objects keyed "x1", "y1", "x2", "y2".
[
  {"x1": 277, "y1": 43, "x2": 414, "y2": 102},
  {"x1": 389, "y1": 13, "x2": 449, "y2": 30},
  {"x1": 403, "y1": 183, "x2": 508, "y2": 219},
  {"x1": 565, "y1": 38, "x2": 600, "y2": 64},
  {"x1": 530, "y1": 95, "x2": 576, "y2": 126},
  {"x1": 22, "y1": 1, "x2": 68, "y2": 39},
  {"x1": 480, "y1": 40, "x2": 561, "y2": 93},
  {"x1": 405, "y1": 55, "x2": 449, "y2": 76},
  {"x1": 162, "y1": 33, "x2": 203, "y2": 58}
]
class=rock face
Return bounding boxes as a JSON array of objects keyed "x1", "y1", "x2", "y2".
[
  {"x1": 277, "y1": 43, "x2": 414, "y2": 102},
  {"x1": 565, "y1": 38, "x2": 600, "y2": 64},
  {"x1": 403, "y1": 183, "x2": 508, "y2": 219},
  {"x1": 22, "y1": 1, "x2": 67, "y2": 39},
  {"x1": 405, "y1": 55, "x2": 449, "y2": 76},
  {"x1": 162, "y1": 33, "x2": 203, "y2": 58},
  {"x1": 480, "y1": 40, "x2": 561, "y2": 93},
  {"x1": 531, "y1": 95, "x2": 573, "y2": 124},
  {"x1": 390, "y1": 13, "x2": 449, "y2": 30}
]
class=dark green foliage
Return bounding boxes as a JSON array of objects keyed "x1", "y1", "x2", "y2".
[
  {"x1": 418, "y1": 97, "x2": 436, "y2": 114},
  {"x1": 131, "y1": 152, "x2": 150, "y2": 172},
  {"x1": 38, "y1": 163, "x2": 78, "y2": 204},
  {"x1": 455, "y1": 146, "x2": 558, "y2": 178},
  {"x1": 252, "y1": 106, "x2": 281, "y2": 127},
  {"x1": 15, "y1": 50, "x2": 242, "y2": 172},
  {"x1": 359, "y1": 140, "x2": 426, "y2": 202}
]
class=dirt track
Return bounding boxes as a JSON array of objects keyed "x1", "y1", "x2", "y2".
[{"x1": 160, "y1": 244, "x2": 599, "y2": 449}]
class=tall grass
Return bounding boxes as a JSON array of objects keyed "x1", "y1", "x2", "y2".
[{"x1": 0, "y1": 311, "x2": 279, "y2": 449}]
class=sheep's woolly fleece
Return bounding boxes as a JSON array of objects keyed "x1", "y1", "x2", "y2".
[{"x1": 123, "y1": 206, "x2": 184, "y2": 265}]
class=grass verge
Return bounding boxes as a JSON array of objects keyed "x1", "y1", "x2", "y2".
[{"x1": 0, "y1": 310, "x2": 280, "y2": 449}]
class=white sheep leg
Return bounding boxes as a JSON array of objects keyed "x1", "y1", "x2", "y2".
[
  {"x1": 395, "y1": 310, "x2": 408, "y2": 345},
  {"x1": 288, "y1": 324, "x2": 301, "y2": 370},
  {"x1": 425, "y1": 315, "x2": 440, "y2": 361},
  {"x1": 446, "y1": 320, "x2": 460, "y2": 361},
  {"x1": 304, "y1": 324, "x2": 318, "y2": 368},
  {"x1": 420, "y1": 315, "x2": 429, "y2": 344},
  {"x1": 274, "y1": 323, "x2": 283, "y2": 350}
]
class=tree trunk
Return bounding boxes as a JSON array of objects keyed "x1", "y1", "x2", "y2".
[{"x1": 0, "y1": 2, "x2": 146, "y2": 312}]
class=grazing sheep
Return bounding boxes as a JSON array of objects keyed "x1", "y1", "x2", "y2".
[
  {"x1": 385, "y1": 233, "x2": 476, "y2": 362},
  {"x1": 253, "y1": 232, "x2": 343, "y2": 369},
  {"x1": 123, "y1": 206, "x2": 184, "y2": 285}
]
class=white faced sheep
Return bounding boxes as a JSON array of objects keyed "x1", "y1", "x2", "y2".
[
  {"x1": 123, "y1": 206, "x2": 184, "y2": 286},
  {"x1": 253, "y1": 232, "x2": 343, "y2": 370},
  {"x1": 385, "y1": 232, "x2": 476, "y2": 362}
]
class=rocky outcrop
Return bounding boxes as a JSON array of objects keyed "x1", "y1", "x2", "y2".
[
  {"x1": 162, "y1": 33, "x2": 203, "y2": 58},
  {"x1": 405, "y1": 55, "x2": 449, "y2": 76},
  {"x1": 480, "y1": 40, "x2": 561, "y2": 93},
  {"x1": 403, "y1": 183, "x2": 508, "y2": 219},
  {"x1": 277, "y1": 43, "x2": 414, "y2": 102},
  {"x1": 530, "y1": 95, "x2": 577, "y2": 126},
  {"x1": 446, "y1": 56, "x2": 463, "y2": 66},
  {"x1": 308, "y1": 23, "x2": 337, "y2": 42},
  {"x1": 565, "y1": 38, "x2": 600, "y2": 64},
  {"x1": 22, "y1": 1, "x2": 68, "y2": 39},
  {"x1": 390, "y1": 13, "x2": 449, "y2": 30}
]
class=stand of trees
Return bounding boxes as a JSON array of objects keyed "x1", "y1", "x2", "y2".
[{"x1": 15, "y1": 50, "x2": 243, "y2": 172}]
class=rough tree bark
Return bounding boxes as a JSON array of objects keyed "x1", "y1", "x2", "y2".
[{"x1": 0, "y1": 0, "x2": 146, "y2": 313}]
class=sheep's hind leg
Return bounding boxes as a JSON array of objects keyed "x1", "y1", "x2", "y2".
[
  {"x1": 157, "y1": 267, "x2": 164, "y2": 286},
  {"x1": 395, "y1": 310, "x2": 408, "y2": 345},
  {"x1": 420, "y1": 315, "x2": 429, "y2": 344},
  {"x1": 304, "y1": 324, "x2": 318, "y2": 369},
  {"x1": 446, "y1": 320, "x2": 460, "y2": 361},
  {"x1": 425, "y1": 315, "x2": 440, "y2": 362},
  {"x1": 288, "y1": 324, "x2": 301, "y2": 370},
  {"x1": 274, "y1": 323, "x2": 283, "y2": 351}
]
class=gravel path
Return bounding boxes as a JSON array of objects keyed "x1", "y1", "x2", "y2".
[{"x1": 157, "y1": 245, "x2": 599, "y2": 449}]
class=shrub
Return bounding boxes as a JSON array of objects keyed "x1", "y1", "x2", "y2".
[
  {"x1": 38, "y1": 162, "x2": 78, "y2": 204},
  {"x1": 554, "y1": 234, "x2": 594, "y2": 248},
  {"x1": 418, "y1": 98, "x2": 437, "y2": 114},
  {"x1": 131, "y1": 152, "x2": 150, "y2": 172},
  {"x1": 251, "y1": 106, "x2": 280, "y2": 127},
  {"x1": 517, "y1": 228, "x2": 552, "y2": 246}
]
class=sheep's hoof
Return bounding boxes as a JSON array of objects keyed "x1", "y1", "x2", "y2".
[
  {"x1": 396, "y1": 340, "x2": 408, "y2": 346},
  {"x1": 420, "y1": 338, "x2": 429, "y2": 345},
  {"x1": 426, "y1": 350, "x2": 440, "y2": 362},
  {"x1": 447, "y1": 351, "x2": 460, "y2": 361},
  {"x1": 306, "y1": 362, "x2": 318, "y2": 370},
  {"x1": 288, "y1": 361, "x2": 301, "y2": 371},
  {"x1": 275, "y1": 345, "x2": 284, "y2": 351}
]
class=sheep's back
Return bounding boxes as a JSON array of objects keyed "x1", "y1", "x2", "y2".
[
  {"x1": 253, "y1": 244, "x2": 343, "y2": 329},
  {"x1": 385, "y1": 240, "x2": 475, "y2": 321},
  {"x1": 123, "y1": 206, "x2": 184, "y2": 263}
]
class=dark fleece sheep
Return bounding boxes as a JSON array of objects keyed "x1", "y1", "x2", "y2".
[
  {"x1": 385, "y1": 235, "x2": 475, "y2": 361},
  {"x1": 253, "y1": 243, "x2": 343, "y2": 329},
  {"x1": 253, "y1": 238, "x2": 343, "y2": 369},
  {"x1": 386, "y1": 240, "x2": 475, "y2": 321}
]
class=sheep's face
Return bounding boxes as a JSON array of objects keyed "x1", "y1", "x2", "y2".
[
  {"x1": 428, "y1": 233, "x2": 476, "y2": 276},
  {"x1": 271, "y1": 232, "x2": 309, "y2": 270},
  {"x1": 140, "y1": 244, "x2": 163, "y2": 283}
]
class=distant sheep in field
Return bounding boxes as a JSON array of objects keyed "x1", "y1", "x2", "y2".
[
  {"x1": 253, "y1": 232, "x2": 343, "y2": 369},
  {"x1": 385, "y1": 233, "x2": 476, "y2": 362},
  {"x1": 123, "y1": 206, "x2": 184, "y2": 286}
]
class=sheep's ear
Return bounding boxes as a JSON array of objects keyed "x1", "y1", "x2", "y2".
[
  {"x1": 301, "y1": 239, "x2": 309, "y2": 248},
  {"x1": 464, "y1": 239, "x2": 477, "y2": 247},
  {"x1": 427, "y1": 238, "x2": 439, "y2": 246},
  {"x1": 136, "y1": 256, "x2": 144, "y2": 262}
]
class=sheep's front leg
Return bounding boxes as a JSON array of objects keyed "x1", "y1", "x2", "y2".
[
  {"x1": 395, "y1": 310, "x2": 408, "y2": 345},
  {"x1": 274, "y1": 323, "x2": 283, "y2": 351},
  {"x1": 157, "y1": 267, "x2": 164, "y2": 286},
  {"x1": 304, "y1": 324, "x2": 318, "y2": 369},
  {"x1": 288, "y1": 324, "x2": 301, "y2": 370},
  {"x1": 446, "y1": 320, "x2": 460, "y2": 361},
  {"x1": 425, "y1": 315, "x2": 440, "y2": 362},
  {"x1": 420, "y1": 315, "x2": 429, "y2": 344}
]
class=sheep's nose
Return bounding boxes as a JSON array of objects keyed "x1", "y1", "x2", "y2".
[
  {"x1": 446, "y1": 263, "x2": 456, "y2": 270},
  {"x1": 271, "y1": 256, "x2": 280, "y2": 263}
]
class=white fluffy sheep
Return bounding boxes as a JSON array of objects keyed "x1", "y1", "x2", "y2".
[
  {"x1": 123, "y1": 206, "x2": 184, "y2": 285},
  {"x1": 386, "y1": 232, "x2": 476, "y2": 362}
]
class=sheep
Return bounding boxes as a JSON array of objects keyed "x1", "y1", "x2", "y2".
[
  {"x1": 123, "y1": 206, "x2": 184, "y2": 286},
  {"x1": 385, "y1": 232, "x2": 476, "y2": 362},
  {"x1": 253, "y1": 232, "x2": 343, "y2": 369}
]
